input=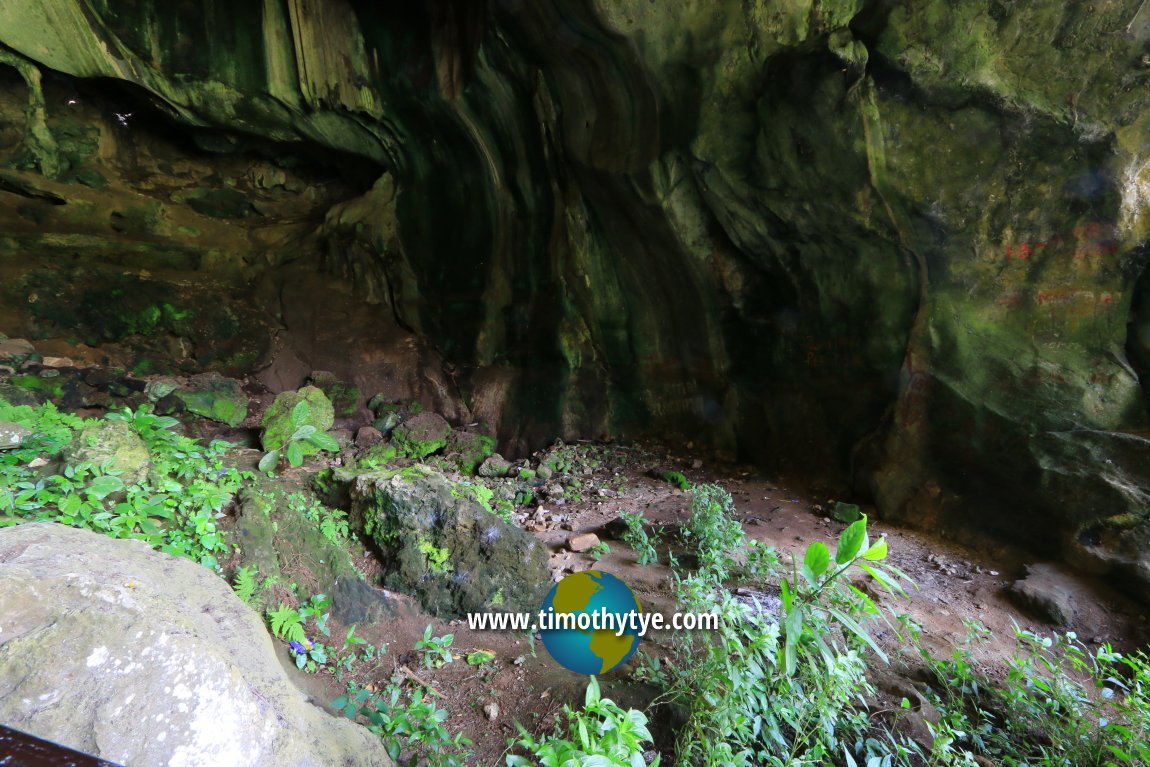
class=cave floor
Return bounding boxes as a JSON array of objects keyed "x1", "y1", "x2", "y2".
[{"x1": 263, "y1": 444, "x2": 1150, "y2": 765}]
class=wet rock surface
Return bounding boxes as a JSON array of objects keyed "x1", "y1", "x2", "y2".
[{"x1": 0, "y1": 523, "x2": 392, "y2": 767}]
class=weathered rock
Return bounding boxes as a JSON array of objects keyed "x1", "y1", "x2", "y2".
[
  {"x1": 445, "y1": 429, "x2": 496, "y2": 475},
  {"x1": 61, "y1": 420, "x2": 150, "y2": 485},
  {"x1": 355, "y1": 426, "x2": 384, "y2": 448},
  {"x1": 308, "y1": 370, "x2": 360, "y2": 419},
  {"x1": 1009, "y1": 563, "x2": 1082, "y2": 625},
  {"x1": 234, "y1": 484, "x2": 395, "y2": 625},
  {"x1": 0, "y1": 420, "x2": 31, "y2": 450},
  {"x1": 478, "y1": 453, "x2": 513, "y2": 478},
  {"x1": 260, "y1": 386, "x2": 334, "y2": 455},
  {"x1": 351, "y1": 468, "x2": 549, "y2": 616},
  {"x1": 567, "y1": 533, "x2": 601, "y2": 553},
  {"x1": 390, "y1": 412, "x2": 451, "y2": 459},
  {"x1": 0, "y1": 523, "x2": 392, "y2": 767},
  {"x1": 174, "y1": 372, "x2": 248, "y2": 427},
  {"x1": 0, "y1": 337, "x2": 35, "y2": 364}
]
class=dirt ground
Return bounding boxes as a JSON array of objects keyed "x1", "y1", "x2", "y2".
[{"x1": 269, "y1": 443, "x2": 1150, "y2": 766}]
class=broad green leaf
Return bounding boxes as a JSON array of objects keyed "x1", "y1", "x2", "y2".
[
  {"x1": 306, "y1": 432, "x2": 340, "y2": 453},
  {"x1": 290, "y1": 400, "x2": 310, "y2": 429},
  {"x1": 291, "y1": 425, "x2": 316, "y2": 442},
  {"x1": 87, "y1": 475, "x2": 125, "y2": 500},
  {"x1": 862, "y1": 538, "x2": 888, "y2": 561},
  {"x1": 804, "y1": 541, "x2": 830, "y2": 578},
  {"x1": 286, "y1": 441, "x2": 304, "y2": 467},
  {"x1": 836, "y1": 516, "x2": 868, "y2": 564},
  {"x1": 258, "y1": 450, "x2": 280, "y2": 474}
]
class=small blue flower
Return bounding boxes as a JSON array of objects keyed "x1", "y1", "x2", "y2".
[{"x1": 289, "y1": 640, "x2": 309, "y2": 654}]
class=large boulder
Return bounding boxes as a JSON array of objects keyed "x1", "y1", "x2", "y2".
[
  {"x1": 351, "y1": 468, "x2": 549, "y2": 617},
  {"x1": 0, "y1": 523, "x2": 392, "y2": 767},
  {"x1": 390, "y1": 412, "x2": 451, "y2": 460},
  {"x1": 173, "y1": 372, "x2": 248, "y2": 427}
]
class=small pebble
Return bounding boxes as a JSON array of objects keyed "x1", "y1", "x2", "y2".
[{"x1": 483, "y1": 701, "x2": 500, "y2": 721}]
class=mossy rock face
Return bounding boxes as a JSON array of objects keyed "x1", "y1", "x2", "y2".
[
  {"x1": 0, "y1": 421, "x2": 32, "y2": 450},
  {"x1": 445, "y1": 430, "x2": 496, "y2": 475},
  {"x1": 351, "y1": 468, "x2": 549, "y2": 617},
  {"x1": 390, "y1": 412, "x2": 451, "y2": 460},
  {"x1": 308, "y1": 371, "x2": 360, "y2": 419},
  {"x1": 61, "y1": 420, "x2": 150, "y2": 485},
  {"x1": 233, "y1": 483, "x2": 393, "y2": 625},
  {"x1": 174, "y1": 373, "x2": 248, "y2": 427},
  {"x1": 260, "y1": 386, "x2": 335, "y2": 454}
]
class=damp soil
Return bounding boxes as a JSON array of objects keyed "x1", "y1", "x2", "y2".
[{"x1": 265, "y1": 443, "x2": 1150, "y2": 766}]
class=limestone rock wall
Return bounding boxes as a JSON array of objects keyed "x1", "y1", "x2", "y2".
[{"x1": 2, "y1": 1, "x2": 1150, "y2": 583}]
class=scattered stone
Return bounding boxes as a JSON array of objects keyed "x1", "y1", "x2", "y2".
[
  {"x1": 478, "y1": 453, "x2": 513, "y2": 478},
  {"x1": 0, "y1": 523, "x2": 392, "y2": 767},
  {"x1": 1009, "y1": 563, "x2": 1081, "y2": 625},
  {"x1": 390, "y1": 412, "x2": 451, "y2": 459},
  {"x1": 261, "y1": 386, "x2": 335, "y2": 454},
  {"x1": 355, "y1": 426, "x2": 384, "y2": 448},
  {"x1": 0, "y1": 421, "x2": 31, "y2": 450},
  {"x1": 61, "y1": 420, "x2": 150, "y2": 485},
  {"x1": 39, "y1": 356, "x2": 75, "y2": 368},
  {"x1": 691, "y1": 459, "x2": 703, "y2": 470},
  {"x1": 568, "y1": 533, "x2": 601, "y2": 552},
  {"x1": 483, "y1": 701, "x2": 500, "y2": 721},
  {"x1": 0, "y1": 338, "x2": 35, "y2": 364},
  {"x1": 536, "y1": 464, "x2": 554, "y2": 481},
  {"x1": 831, "y1": 502, "x2": 862, "y2": 523}
]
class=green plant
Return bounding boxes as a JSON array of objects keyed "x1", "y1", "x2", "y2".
[
  {"x1": 587, "y1": 541, "x2": 611, "y2": 561},
  {"x1": 334, "y1": 679, "x2": 473, "y2": 766},
  {"x1": 418, "y1": 539, "x2": 452, "y2": 574},
  {"x1": 287, "y1": 492, "x2": 350, "y2": 545},
  {"x1": 660, "y1": 470, "x2": 691, "y2": 491},
  {"x1": 416, "y1": 625, "x2": 455, "y2": 669},
  {"x1": 259, "y1": 401, "x2": 340, "y2": 473},
  {"x1": 0, "y1": 402, "x2": 248, "y2": 570},
  {"x1": 642, "y1": 485, "x2": 911, "y2": 767},
  {"x1": 506, "y1": 676, "x2": 659, "y2": 766},
  {"x1": 233, "y1": 564, "x2": 259, "y2": 604},
  {"x1": 619, "y1": 510, "x2": 659, "y2": 565},
  {"x1": 908, "y1": 621, "x2": 1150, "y2": 767}
]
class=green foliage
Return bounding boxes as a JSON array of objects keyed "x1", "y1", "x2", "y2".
[
  {"x1": 587, "y1": 541, "x2": 611, "y2": 561},
  {"x1": 639, "y1": 484, "x2": 909, "y2": 767},
  {"x1": 619, "y1": 510, "x2": 659, "y2": 565},
  {"x1": 506, "y1": 676, "x2": 659, "y2": 767},
  {"x1": 259, "y1": 401, "x2": 340, "y2": 473},
  {"x1": 268, "y1": 603, "x2": 307, "y2": 644},
  {"x1": 416, "y1": 625, "x2": 455, "y2": 669},
  {"x1": 418, "y1": 538, "x2": 452, "y2": 574},
  {"x1": 660, "y1": 470, "x2": 691, "y2": 491},
  {"x1": 286, "y1": 491, "x2": 349, "y2": 545},
  {"x1": 907, "y1": 621, "x2": 1150, "y2": 767},
  {"x1": 233, "y1": 564, "x2": 259, "y2": 604},
  {"x1": 0, "y1": 402, "x2": 247, "y2": 570},
  {"x1": 334, "y1": 679, "x2": 473, "y2": 767}
]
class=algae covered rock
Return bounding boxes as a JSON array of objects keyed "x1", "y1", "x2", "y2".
[
  {"x1": 446, "y1": 429, "x2": 496, "y2": 475},
  {"x1": 351, "y1": 468, "x2": 549, "y2": 616},
  {"x1": 390, "y1": 412, "x2": 451, "y2": 459},
  {"x1": 0, "y1": 523, "x2": 393, "y2": 767},
  {"x1": 233, "y1": 484, "x2": 395, "y2": 625},
  {"x1": 61, "y1": 419, "x2": 149, "y2": 484},
  {"x1": 261, "y1": 386, "x2": 335, "y2": 454},
  {"x1": 173, "y1": 372, "x2": 248, "y2": 427}
]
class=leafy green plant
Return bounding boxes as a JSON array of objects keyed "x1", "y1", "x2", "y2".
[
  {"x1": 639, "y1": 485, "x2": 911, "y2": 767},
  {"x1": 287, "y1": 491, "x2": 350, "y2": 545},
  {"x1": 334, "y1": 679, "x2": 473, "y2": 767},
  {"x1": 660, "y1": 470, "x2": 691, "y2": 491},
  {"x1": 415, "y1": 625, "x2": 455, "y2": 669},
  {"x1": 259, "y1": 401, "x2": 340, "y2": 473},
  {"x1": 587, "y1": 541, "x2": 611, "y2": 561},
  {"x1": 507, "y1": 676, "x2": 659, "y2": 767},
  {"x1": 619, "y1": 510, "x2": 659, "y2": 565},
  {"x1": 0, "y1": 402, "x2": 247, "y2": 570},
  {"x1": 233, "y1": 564, "x2": 259, "y2": 604},
  {"x1": 418, "y1": 539, "x2": 452, "y2": 574}
]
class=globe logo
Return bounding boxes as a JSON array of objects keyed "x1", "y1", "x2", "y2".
[{"x1": 538, "y1": 571, "x2": 643, "y2": 674}]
